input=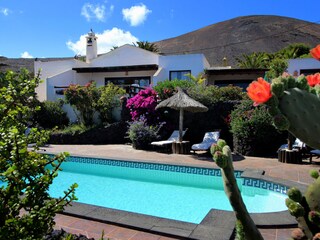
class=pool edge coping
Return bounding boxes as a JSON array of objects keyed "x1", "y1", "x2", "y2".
[{"x1": 47, "y1": 152, "x2": 303, "y2": 240}]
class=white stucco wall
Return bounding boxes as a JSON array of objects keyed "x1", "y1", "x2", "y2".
[
  {"x1": 91, "y1": 44, "x2": 159, "y2": 67},
  {"x1": 46, "y1": 69, "x2": 75, "y2": 102},
  {"x1": 153, "y1": 54, "x2": 210, "y2": 85},
  {"x1": 35, "y1": 59, "x2": 86, "y2": 101},
  {"x1": 287, "y1": 58, "x2": 320, "y2": 75}
]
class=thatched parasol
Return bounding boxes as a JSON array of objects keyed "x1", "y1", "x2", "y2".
[{"x1": 156, "y1": 87, "x2": 208, "y2": 142}]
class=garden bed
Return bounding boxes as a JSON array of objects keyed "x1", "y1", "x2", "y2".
[{"x1": 49, "y1": 122, "x2": 128, "y2": 145}]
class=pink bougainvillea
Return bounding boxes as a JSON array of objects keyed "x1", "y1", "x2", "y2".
[{"x1": 126, "y1": 87, "x2": 159, "y2": 124}]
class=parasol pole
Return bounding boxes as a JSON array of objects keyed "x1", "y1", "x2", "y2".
[{"x1": 179, "y1": 108, "x2": 184, "y2": 142}]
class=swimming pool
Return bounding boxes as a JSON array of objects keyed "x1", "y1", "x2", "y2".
[{"x1": 48, "y1": 155, "x2": 288, "y2": 224}]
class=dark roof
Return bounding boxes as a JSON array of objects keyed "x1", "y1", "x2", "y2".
[
  {"x1": 0, "y1": 56, "x2": 74, "y2": 73},
  {"x1": 72, "y1": 64, "x2": 158, "y2": 73},
  {"x1": 205, "y1": 68, "x2": 269, "y2": 75}
]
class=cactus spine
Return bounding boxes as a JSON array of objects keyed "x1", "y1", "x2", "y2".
[
  {"x1": 267, "y1": 75, "x2": 320, "y2": 149},
  {"x1": 286, "y1": 170, "x2": 320, "y2": 239},
  {"x1": 211, "y1": 140, "x2": 264, "y2": 240}
]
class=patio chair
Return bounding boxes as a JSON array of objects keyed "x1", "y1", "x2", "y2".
[
  {"x1": 191, "y1": 131, "x2": 220, "y2": 152},
  {"x1": 151, "y1": 129, "x2": 187, "y2": 152},
  {"x1": 278, "y1": 138, "x2": 311, "y2": 164},
  {"x1": 278, "y1": 138, "x2": 306, "y2": 151},
  {"x1": 278, "y1": 138, "x2": 307, "y2": 158},
  {"x1": 309, "y1": 149, "x2": 320, "y2": 163}
]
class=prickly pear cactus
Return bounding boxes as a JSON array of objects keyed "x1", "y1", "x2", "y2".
[
  {"x1": 286, "y1": 169, "x2": 320, "y2": 239},
  {"x1": 266, "y1": 75, "x2": 320, "y2": 149},
  {"x1": 210, "y1": 139, "x2": 264, "y2": 240}
]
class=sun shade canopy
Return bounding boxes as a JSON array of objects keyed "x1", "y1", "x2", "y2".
[
  {"x1": 155, "y1": 87, "x2": 208, "y2": 113},
  {"x1": 156, "y1": 87, "x2": 208, "y2": 142}
]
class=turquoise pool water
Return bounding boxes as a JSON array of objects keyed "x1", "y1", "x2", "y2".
[{"x1": 47, "y1": 156, "x2": 288, "y2": 224}]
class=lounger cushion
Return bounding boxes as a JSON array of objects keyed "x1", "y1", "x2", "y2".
[
  {"x1": 310, "y1": 149, "x2": 320, "y2": 155},
  {"x1": 191, "y1": 142, "x2": 213, "y2": 151},
  {"x1": 151, "y1": 130, "x2": 187, "y2": 146},
  {"x1": 278, "y1": 138, "x2": 306, "y2": 151},
  {"x1": 151, "y1": 140, "x2": 174, "y2": 146},
  {"x1": 191, "y1": 131, "x2": 220, "y2": 151}
]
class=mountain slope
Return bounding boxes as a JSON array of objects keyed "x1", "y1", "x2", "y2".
[{"x1": 155, "y1": 15, "x2": 320, "y2": 67}]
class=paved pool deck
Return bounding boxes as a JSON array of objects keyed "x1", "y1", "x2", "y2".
[{"x1": 42, "y1": 144, "x2": 320, "y2": 240}]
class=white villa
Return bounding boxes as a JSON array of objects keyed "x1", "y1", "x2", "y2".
[
  {"x1": 287, "y1": 58, "x2": 320, "y2": 76},
  {"x1": 34, "y1": 30, "x2": 320, "y2": 122},
  {"x1": 35, "y1": 30, "x2": 210, "y2": 104}
]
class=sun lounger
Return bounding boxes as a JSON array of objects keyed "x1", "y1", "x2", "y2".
[
  {"x1": 191, "y1": 131, "x2": 220, "y2": 152},
  {"x1": 151, "y1": 130, "x2": 187, "y2": 146},
  {"x1": 309, "y1": 149, "x2": 320, "y2": 163},
  {"x1": 278, "y1": 138, "x2": 306, "y2": 151}
]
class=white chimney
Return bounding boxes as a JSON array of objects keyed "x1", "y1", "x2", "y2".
[{"x1": 86, "y1": 29, "x2": 98, "y2": 63}]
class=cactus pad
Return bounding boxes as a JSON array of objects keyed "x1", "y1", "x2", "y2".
[
  {"x1": 288, "y1": 187, "x2": 303, "y2": 203},
  {"x1": 278, "y1": 88, "x2": 320, "y2": 149},
  {"x1": 210, "y1": 139, "x2": 263, "y2": 240}
]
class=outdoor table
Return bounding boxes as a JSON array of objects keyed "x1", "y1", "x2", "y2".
[
  {"x1": 278, "y1": 148, "x2": 302, "y2": 164},
  {"x1": 172, "y1": 141, "x2": 190, "y2": 154}
]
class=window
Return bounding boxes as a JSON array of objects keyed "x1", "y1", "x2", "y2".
[
  {"x1": 214, "y1": 80, "x2": 253, "y2": 91},
  {"x1": 169, "y1": 70, "x2": 191, "y2": 80},
  {"x1": 300, "y1": 69, "x2": 320, "y2": 75},
  {"x1": 105, "y1": 77, "x2": 151, "y2": 96},
  {"x1": 105, "y1": 77, "x2": 150, "y2": 87},
  {"x1": 87, "y1": 38, "x2": 92, "y2": 46}
]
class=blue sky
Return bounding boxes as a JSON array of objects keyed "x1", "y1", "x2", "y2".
[{"x1": 1, "y1": 0, "x2": 319, "y2": 58}]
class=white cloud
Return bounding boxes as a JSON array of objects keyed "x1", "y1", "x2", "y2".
[
  {"x1": 66, "y1": 28, "x2": 139, "y2": 55},
  {"x1": 81, "y1": 3, "x2": 113, "y2": 22},
  {"x1": 1, "y1": 8, "x2": 10, "y2": 16},
  {"x1": 122, "y1": 4, "x2": 151, "y2": 26},
  {"x1": 21, "y1": 51, "x2": 33, "y2": 58}
]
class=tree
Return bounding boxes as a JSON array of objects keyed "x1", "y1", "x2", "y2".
[
  {"x1": 96, "y1": 83, "x2": 126, "y2": 124},
  {"x1": 236, "y1": 52, "x2": 269, "y2": 69},
  {"x1": 184, "y1": 72, "x2": 206, "y2": 85},
  {"x1": 0, "y1": 69, "x2": 77, "y2": 239},
  {"x1": 236, "y1": 44, "x2": 309, "y2": 79},
  {"x1": 133, "y1": 41, "x2": 159, "y2": 53},
  {"x1": 275, "y1": 43, "x2": 311, "y2": 59},
  {"x1": 264, "y1": 58, "x2": 288, "y2": 80},
  {"x1": 64, "y1": 81, "x2": 99, "y2": 126}
]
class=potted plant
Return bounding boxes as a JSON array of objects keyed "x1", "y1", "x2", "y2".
[{"x1": 127, "y1": 117, "x2": 161, "y2": 150}]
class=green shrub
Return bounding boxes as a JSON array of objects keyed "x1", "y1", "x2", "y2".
[
  {"x1": 230, "y1": 100, "x2": 285, "y2": 156},
  {"x1": 35, "y1": 100, "x2": 69, "y2": 129},
  {"x1": 53, "y1": 124, "x2": 89, "y2": 135},
  {"x1": 0, "y1": 69, "x2": 77, "y2": 239},
  {"x1": 187, "y1": 85, "x2": 245, "y2": 106},
  {"x1": 64, "y1": 81, "x2": 99, "y2": 126},
  {"x1": 96, "y1": 83, "x2": 126, "y2": 124},
  {"x1": 153, "y1": 79, "x2": 195, "y2": 100}
]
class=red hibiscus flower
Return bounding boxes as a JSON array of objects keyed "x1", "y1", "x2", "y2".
[
  {"x1": 310, "y1": 44, "x2": 320, "y2": 61},
  {"x1": 247, "y1": 77, "x2": 272, "y2": 106},
  {"x1": 306, "y1": 73, "x2": 320, "y2": 87}
]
